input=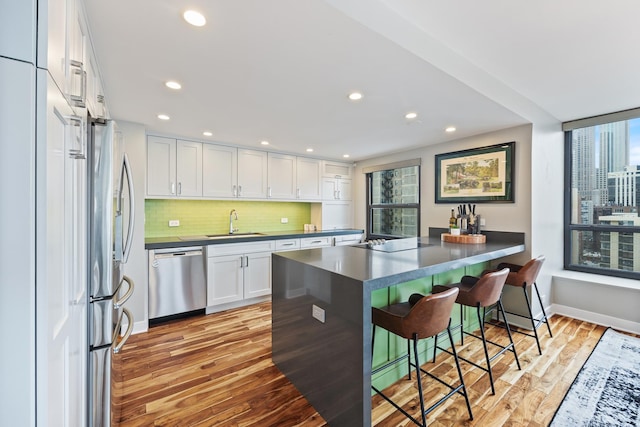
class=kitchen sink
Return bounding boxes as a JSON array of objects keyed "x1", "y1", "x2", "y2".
[
  {"x1": 178, "y1": 233, "x2": 266, "y2": 241},
  {"x1": 205, "y1": 233, "x2": 266, "y2": 239}
]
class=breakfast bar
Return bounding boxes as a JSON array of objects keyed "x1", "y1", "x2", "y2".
[{"x1": 271, "y1": 231, "x2": 525, "y2": 426}]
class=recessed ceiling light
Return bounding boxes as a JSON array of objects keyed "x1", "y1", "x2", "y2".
[
  {"x1": 405, "y1": 112, "x2": 418, "y2": 120},
  {"x1": 306, "y1": 148, "x2": 314, "y2": 152},
  {"x1": 445, "y1": 126, "x2": 456, "y2": 132},
  {"x1": 343, "y1": 154, "x2": 350, "y2": 158},
  {"x1": 183, "y1": 10, "x2": 206, "y2": 27},
  {"x1": 348, "y1": 92, "x2": 363, "y2": 101},
  {"x1": 157, "y1": 114, "x2": 170, "y2": 120},
  {"x1": 165, "y1": 81, "x2": 182, "y2": 90},
  {"x1": 261, "y1": 140, "x2": 269, "y2": 145},
  {"x1": 203, "y1": 131, "x2": 213, "y2": 137}
]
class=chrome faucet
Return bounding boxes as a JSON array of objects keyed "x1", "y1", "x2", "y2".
[{"x1": 229, "y1": 209, "x2": 239, "y2": 234}]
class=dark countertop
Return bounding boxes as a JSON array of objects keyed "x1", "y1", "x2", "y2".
[
  {"x1": 145, "y1": 228, "x2": 365, "y2": 250},
  {"x1": 273, "y1": 232, "x2": 525, "y2": 291}
]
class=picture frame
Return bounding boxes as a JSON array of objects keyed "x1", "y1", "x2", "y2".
[{"x1": 435, "y1": 141, "x2": 515, "y2": 203}]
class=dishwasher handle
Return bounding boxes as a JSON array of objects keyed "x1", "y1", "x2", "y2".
[{"x1": 153, "y1": 250, "x2": 203, "y2": 260}]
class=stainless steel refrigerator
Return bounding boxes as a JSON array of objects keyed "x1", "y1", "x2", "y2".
[{"x1": 88, "y1": 117, "x2": 135, "y2": 426}]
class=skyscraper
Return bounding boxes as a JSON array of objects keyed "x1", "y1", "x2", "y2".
[{"x1": 598, "y1": 121, "x2": 629, "y2": 203}]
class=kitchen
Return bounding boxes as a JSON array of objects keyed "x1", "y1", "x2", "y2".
[{"x1": 2, "y1": 1, "x2": 640, "y2": 426}]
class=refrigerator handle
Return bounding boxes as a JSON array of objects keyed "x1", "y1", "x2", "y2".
[
  {"x1": 113, "y1": 275, "x2": 134, "y2": 309},
  {"x1": 121, "y1": 153, "x2": 135, "y2": 263},
  {"x1": 112, "y1": 307, "x2": 134, "y2": 354}
]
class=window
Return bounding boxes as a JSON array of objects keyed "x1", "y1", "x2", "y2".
[
  {"x1": 564, "y1": 109, "x2": 640, "y2": 279},
  {"x1": 365, "y1": 160, "x2": 420, "y2": 239}
]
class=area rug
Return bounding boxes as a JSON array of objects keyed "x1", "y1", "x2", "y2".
[{"x1": 549, "y1": 328, "x2": 640, "y2": 426}]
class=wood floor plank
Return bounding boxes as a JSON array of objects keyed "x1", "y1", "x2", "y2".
[{"x1": 113, "y1": 302, "x2": 629, "y2": 426}]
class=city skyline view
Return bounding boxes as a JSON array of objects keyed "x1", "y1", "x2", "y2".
[{"x1": 629, "y1": 118, "x2": 640, "y2": 165}]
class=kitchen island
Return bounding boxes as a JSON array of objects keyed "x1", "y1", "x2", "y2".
[{"x1": 271, "y1": 231, "x2": 525, "y2": 426}]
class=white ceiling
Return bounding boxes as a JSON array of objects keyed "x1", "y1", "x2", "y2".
[{"x1": 84, "y1": 0, "x2": 640, "y2": 161}]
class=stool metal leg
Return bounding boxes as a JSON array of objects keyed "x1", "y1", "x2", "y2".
[
  {"x1": 533, "y1": 282, "x2": 553, "y2": 338},
  {"x1": 497, "y1": 299, "x2": 521, "y2": 370},
  {"x1": 446, "y1": 324, "x2": 473, "y2": 420},
  {"x1": 412, "y1": 334, "x2": 427, "y2": 427},
  {"x1": 522, "y1": 286, "x2": 543, "y2": 355},
  {"x1": 476, "y1": 305, "x2": 496, "y2": 395}
]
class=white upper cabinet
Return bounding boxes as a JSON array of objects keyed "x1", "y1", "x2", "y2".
[
  {"x1": 296, "y1": 157, "x2": 322, "y2": 200},
  {"x1": 203, "y1": 144, "x2": 238, "y2": 198},
  {"x1": 322, "y1": 176, "x2": 352, "y2": 200},
  {"x1": 267, "y1": 153, "x2": 296, "y2": 199},
  {"x1": 176, "y1": 140, "x2": 203, "y2": 197},
  {"x1": 1, "y1": 1, "x2": 36, "y2": 62},
  {"x1": 322, "y1": 160, "x2": 353, "y2": 179},
  {"x1": 147, "y1": 136, "x2": 176, "y2": 196},
  {"x1": 147, "y1": 136, "x2": 203, "y2": 197},
  {"x1": 321, "y1": 160, "x2": 352, "y2": 200},
  {"x1": 237, "y1": 149, "x2": 268, "y2": 199},
  {"x1": 39, "y1": 0, "x2": 99, "y2": 112}
]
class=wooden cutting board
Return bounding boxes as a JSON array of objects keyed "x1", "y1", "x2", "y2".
[{"x1": 441, "y1": 233, "x2": 486, "y2": 244}]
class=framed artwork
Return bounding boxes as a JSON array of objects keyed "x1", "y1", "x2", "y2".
[{"x1": 435, "y1": 142, "x2": 515, "y2": 203}]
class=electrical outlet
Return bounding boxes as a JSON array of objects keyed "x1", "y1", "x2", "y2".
[
  {"x1": 169, "y1": 220, "x2": 180, "y2": 227},
  {"x1": 312, "y1": 304, "x2": 325, "y2": 323},
  {"x1": 480, "y1": 218, "x2": 486, "y2": 226},
  {"x1": 281, "y1": 217, "x2": 288, "y2": 224}
]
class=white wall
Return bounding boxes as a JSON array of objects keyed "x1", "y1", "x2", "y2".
[{"x1": 118, "y1": 121, "x2": 149, "y2": 333}]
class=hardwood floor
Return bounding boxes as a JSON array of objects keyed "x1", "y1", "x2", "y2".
[{"x1": 113, "y1": 302, "x2": 610, "y2": 426}]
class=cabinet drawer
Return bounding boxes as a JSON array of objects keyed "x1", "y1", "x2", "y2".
[
  {"x1": 275, "y1": 239, "x2": 300, "y2": 251},
  {"x1": 207, "y1": 240, "x2": 275, "y2": 256},
  {"x1": 300, "y1": 236, "x2": 332, "y2": 248}
]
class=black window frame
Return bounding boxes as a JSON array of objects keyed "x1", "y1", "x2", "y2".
[
  {"x1": 563, "y1": 111, "x2": 640, "y2": 280},
  {"x1": 366, "y1": 164, "x2": 421, "y2": 240}
]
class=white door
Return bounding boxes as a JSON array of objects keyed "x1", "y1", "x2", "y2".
[
  {"x1": 176, "y1": 140, "x2": 202, "y2": 197},
  {"x1": 322, "y1": 177, "x2": 338, "y2": 200},
  {"x1": 37, "y1": 70, "x2": 87, "y2": 426},
  {"x1": 147, "y1": 135, "x2": 176, "y2": 196},
  {"x1": 207, "y1": 255, "x2": 244, "y2": 306},
  {"x1": 337, "y1": 179, "x2": 352, "y2": 200},
  {"x1": 202, "y1": 144, "x2": 237, "y2": 198},
  {"x1": 244, "y1": 252, "x2": 272, "y2": 298}
]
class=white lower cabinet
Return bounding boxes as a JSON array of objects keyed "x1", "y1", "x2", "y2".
[{"x1": 207, "y1": 241, "x2": 274, "y2": 307}]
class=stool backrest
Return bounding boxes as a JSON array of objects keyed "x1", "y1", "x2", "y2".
[
  {"x1": 468, "y1": 267, "x2": 509, "y2": 307},
  {"x1": 513, "y1": 255, "x2": 545, "y2": 286},
  {"x1": 405, "y1": 287, "x2": 459, "y2": 339}
]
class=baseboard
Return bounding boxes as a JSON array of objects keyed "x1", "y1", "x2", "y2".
[
  {"x1": 132, "y1": 319, "x2": 148, "y2": 335},
  {"x1": 551, "y1": 304, "x2": 640, "y2": 335}
]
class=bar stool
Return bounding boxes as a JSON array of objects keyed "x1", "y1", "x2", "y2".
[
  {"x1": 432, "y1": 268, "x2": 520, "y2": 395},
  {"x1": 371, "y1": 287, "x2": 473, "y2": 427},
  {"x1": 484, "y1": 255, "x2": 552, "y2": 355}
]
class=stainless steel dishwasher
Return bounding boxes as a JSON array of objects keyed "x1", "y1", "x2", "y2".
[{"x1": 149, "y1": 246, "x2": 206, "y2": 320}]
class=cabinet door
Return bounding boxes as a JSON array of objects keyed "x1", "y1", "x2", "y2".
[
  {"x1": 1, "y1": 0, "x2": 36, "y2": 62},
  {"x1": 37, "y1": 70, "x2": 87, "y2": 426},
  {"x1": 322, "y1": 160, "x2": 352, "y2": 179},
  {"x1": 67, "y1": 0, "x2": 88, "y2": 108},
  {"x1": 244, "y1": 252, "x2": 272, "y2": 298},
  {"x1": 176, "y1": 140, "x2": 202, "y2": 197},
  {"x1": 43, "y1": 0, "x2": 68, "y2": 90},
  {"x1": 237, "y1": 149, "x2": 267, "y2": 198},
  {"x1": 322, "y1": 202, "x2": 353, "y2": 230},
  {"x1": 268, "y1": 153, "x2": 296, "y2": 199},
  {"x1": 337, "y1": 179, "x2": 352, "y2": 200},
  {"x1": 203, "y1": 144, "x2": 237, "y2": 198},
  {"x1": 147, "y1": 136, "x2": 176, "y2": 196},
  {"x1": 322, "y1": 177, "x2": 337, "y2": 200},
  {"x1": 296, "y1": 157, "x2": 322, "y2": 200},
  {"x1": 207, "y1": 255, "x2": 243, "y2": 306}
]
